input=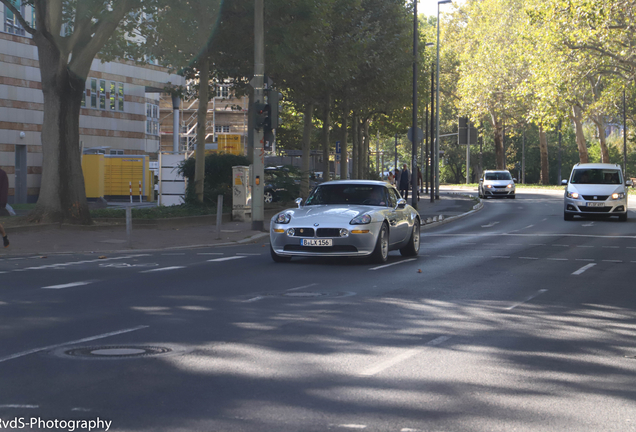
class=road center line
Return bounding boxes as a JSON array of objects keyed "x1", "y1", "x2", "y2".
[
  {"x1": 208, "y1": 256, "x2": 248, "y2": 262},
  {"x1": 603, "y1": 260, "x2": 623, "y2": 263},
  {"x1": 572, "y1": 263, "x2": 596, "y2": 275},
  {"x1": 243, "y1": 296, "x2": 265, "y2": 303},
  {"x1": 369, "y1": 258, "x2": 417, "y2": 271},
  {"x1": 491, "y1": 256, "x2": 510, "y2": 259},
  {"x1": 506, "y1": 289, "x2": 548, "y2": 311},
  {"x1": 0, "y1": 325, "x2": 149, "y2": 363},
  {"x1": 0, "y1": 405, "x2": 39, "y2": 409},
  {"x1": 140, "y1": 266, "x2": 186, "y2": 273},
  {"x1": 519, "y1": 257, "x2": 538, "y2": 260},
  {"x1": 547, "y1": 258, "x2": 568, "y2": 261},
  {"x1": 360, "y1": 336, "x2": 451, "y2": 376},
  {"x1": 42, "y1": 281, "x2": 94, "y2": 290}
]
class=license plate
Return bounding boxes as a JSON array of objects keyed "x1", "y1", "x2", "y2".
[
  {"x1": 587, "y1": 202, "x2": 605, "y2": 207},
  {"x1": 301, "y1": 239, "x2": 332, "y2": 247}
]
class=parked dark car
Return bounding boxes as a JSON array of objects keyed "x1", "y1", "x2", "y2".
[{"x1": 264, "y1": 167, "x2": 300, "y2": 203}]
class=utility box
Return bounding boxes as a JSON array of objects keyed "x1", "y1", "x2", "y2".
[
  {"x1": 104, "y1": 155, "x2": 148, "y2": 199},
  {"x1": 232, "y1": 165, "x2": 252, "y2": 222},
  {"x1": 82, "y1": 154, "x2": 105, "y2": 199}
]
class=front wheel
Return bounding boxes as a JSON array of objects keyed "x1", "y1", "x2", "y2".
[
  {"x1": 370, "y1": 223, "x2": 389, "y2": 264},
  {"x1": 264, "y1": 191, "x2": 274, "y2": 204},
  {"x1": 400, "y1": 220, "x2": 420, "y2": 257},
  {"x1": 564, "y1": 212, "x2": 574, "y2": 221},
  {"x1": 270, "y1": 244, "x2": 292, "y2": 262},
  {"x1": 619, "y1": 213, "x2": 628, "y2": 222}
]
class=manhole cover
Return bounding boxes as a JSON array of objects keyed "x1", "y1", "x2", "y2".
[
  {"x1": 283, "y1": 292, "x2": 326, "y2": 298},
  {"x1": 63, "y1": 345, "x2": 171, "y2": 359}
]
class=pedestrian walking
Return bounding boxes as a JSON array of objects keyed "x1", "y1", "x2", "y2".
[
  {"x1": 399, "y1": 163, "x2": 410, "y2": 200},
  {"x1": 0, "y1": 167, "x2": 10, "y2": 247},
  {"x1": 387, "y1": 170, "x2": 394, "y2": 185}
]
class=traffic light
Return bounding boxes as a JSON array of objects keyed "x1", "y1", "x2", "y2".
[
  {"x1": 269, "y1": 91, "x2": 283, "y2": 129},
  {"x1": 254, "y1": 102, "x2": 271, "y2": 130}
]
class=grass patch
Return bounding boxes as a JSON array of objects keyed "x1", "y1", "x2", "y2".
[{"x1": 90, "y1": 204, "x2": 219, "y2": 219}]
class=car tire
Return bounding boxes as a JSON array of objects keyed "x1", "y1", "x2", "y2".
[
  {"x1": 619, "y1": 212, "x2": 628, "y2": 222},
  {"x1": 370, "y1": 223, "x2": 389, "y2": 264},
  {"x1": 264, "y1": 191, "x2": 273, "y2": 204},
  {"x1": 400, "y1": 219, "x2": 420, "y2": 257},
  {"x1": 270, "y1": 244, "x2": 292, "y2": 262},
  {"x1": 564, "y1": 212, "x2": 574, "y2": 221},
  {"x1": 509, "y1": 195, "x2": 516, "y2": 199}
]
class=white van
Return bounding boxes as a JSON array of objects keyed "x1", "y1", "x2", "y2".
[{"x1": 562, "y1": 163, "x2": 632, "y2": 221}]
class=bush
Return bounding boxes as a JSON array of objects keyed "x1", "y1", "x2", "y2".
[{"x1": 178, "y1": 153, "x2": 250, "y2": 205}]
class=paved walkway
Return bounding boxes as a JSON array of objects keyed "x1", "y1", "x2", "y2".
[{"x1": 0, "y1": 191, "x2": 479, "y2": 257}]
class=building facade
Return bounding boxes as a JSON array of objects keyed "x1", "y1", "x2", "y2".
[{"x1": 0, "y1": 4, "x2": 185, "y2": 203}]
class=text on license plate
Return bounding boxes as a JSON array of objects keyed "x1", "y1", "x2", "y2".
[
  {"x1": 302, "y1": 239, "x2": 332, "y2": 247},
  {"x1": 587, "y1": 202, "x2": 605, "y2": 207}
]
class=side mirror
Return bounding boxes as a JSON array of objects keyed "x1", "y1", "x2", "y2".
[
  {"x1": 513, "y1": 178, "x2": 518, "y2": 182},
  {"x1": 295, "y1": 197, "x2": 303, "y2": 208},
  {"x1": 479, "y1": 178, "x2": 483, "y2": 182},
  {"x1": 396, "y1": 198, "x2": 407, "y2": 209},
  {"x1": 561, "y1": 179, "x2": 568, "y2": 186},
  {"x1": 626, "y1": 179, "x2": 633, "y2": 187}
]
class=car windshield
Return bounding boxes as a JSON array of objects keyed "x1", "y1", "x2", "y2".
[
  {"x1": 305, "y1": 184, "x2": 388, "y2": 206},
  {"x1": 485, "y1": 172, "x2": 512, "y2": 181},
  {"x1": 571, "y1": 169, "x2": 621, "y2": 184}
]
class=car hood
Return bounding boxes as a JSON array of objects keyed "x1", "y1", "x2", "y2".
[
  {"x1": 274, "y1": 205, "x2": 384, "y2": 225},
  {"x1": 568, "y1": 184, "x2": 624, "y2": 195},
  {"x1": 483, "y1": 180, "x2": 513, "y2": 186}
]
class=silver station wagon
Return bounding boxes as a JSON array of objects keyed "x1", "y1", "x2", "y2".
[{"x1": 269, "y1": 180, "x2": 421, "y2": 263}]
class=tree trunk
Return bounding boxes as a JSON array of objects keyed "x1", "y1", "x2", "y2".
[
  {"x1": 363, "y1": 119, "x2": 370, "y2": 179},
  {"x1": 300, "y1": 103, "x2": 313, "y2": 198},
  {"x1": 539, "y1": 124, "x2": 550, "y2": 185},
  {"x1": 31, "y1": 33, "x2": 90, "y2": 224},
  {"x1": 489, "y1": 110, "x2": 505, "y2": 170},
  {"x1": 340, "y1": 97, "x2": 348, "y2": 179},
  {"x1": 571, "y1": 105, "x2": 589, "y2": 164},
  {"x1": 352, "y1": 113, "x2": 359, "y2": 179},
  {"x1": 195, "y1": 57, "x2": 209, "y2": 203},
  {"x1": 592, "y1": 117, "x2": 611, "y2": 163},
  {"x1": 321, "y1": 94, "x2": 331, "y2": 182}
]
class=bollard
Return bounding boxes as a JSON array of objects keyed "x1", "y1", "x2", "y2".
[
  {"x1": 216, "y1": 194, "x2": 223, "y2": 240},
  {"x1": 129, "y1": 181, "x2": 132, "y2": 203},
  {"x1": 139, "y1": 181, "x2": 142, "y2": 203},
  {"x1": 126, "y1": 206, "x2": 132, "y2": 248}
]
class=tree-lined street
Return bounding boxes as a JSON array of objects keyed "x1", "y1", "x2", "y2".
[{"x1": 1, "y1": 191, "x2": 635, "y2": 431}]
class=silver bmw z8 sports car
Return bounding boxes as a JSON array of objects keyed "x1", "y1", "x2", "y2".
[{"x1": 269, "y1": 180, "x2": 421, "y2": 263}]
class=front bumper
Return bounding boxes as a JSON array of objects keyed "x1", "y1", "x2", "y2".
[
  {"x1": 270, "y1": 222, "x2": 381, "y2": 257},
  {"x1": 483, "y1": 187, "x2": 515, "y2": 196},
  {"x1": 564, "y1": 196, "x2": 627, "y2": 216}
]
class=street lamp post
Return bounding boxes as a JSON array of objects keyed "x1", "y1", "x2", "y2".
[
  {"x1": 435, "y1": 0, "x2": 452, "y2": 200},
  {"x1": 411, "y1": 0, "x2": 419, "y2": 208}
]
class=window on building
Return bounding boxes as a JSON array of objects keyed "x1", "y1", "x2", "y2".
[
  {"x1": 90, "y1": 79, "x2": 97, "y2": 108},
  {"x1": 216, "y1": 85, "x2": 229, "y2": 98},
  {"x1": 146, "y1": 102, "x2": 159, "y2": 136},
  {"x1": 99, "y1": 80, "x2": 106, "y2": 109},
  {"x1": 109, "y1": 150, "x2": 124, "y2": 155},
  {"x1": 215, "y1": 125, "x2": 230, "y2": 133},
  {"x1": 4, "y1": 1, "x2": 26, "y2": 35},
  {"x1": 109, "y1": 82, "x2": 116, "y2": 110},
  {"x1": 81, "y1": 89, "x2": 86, "y2": 108},
  {"x1": 118, "y1": 83, "x2": 124, "y2": 111}
]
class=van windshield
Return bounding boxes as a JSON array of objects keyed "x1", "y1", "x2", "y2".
[
  {"x1": 571, "y1": 169, "x2": 621, "y2": 185},
  {"x1": 485, "y1": 172, "x2": 511, "y2": 181}
]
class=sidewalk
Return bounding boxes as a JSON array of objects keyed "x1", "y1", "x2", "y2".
[{"x1": 0, "y1": 192, "x2": 479, "y2": 256}]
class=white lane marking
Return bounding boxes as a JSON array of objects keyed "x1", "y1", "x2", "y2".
[
  {"x1": 481, "y1": 221, "x2": 500, "y2": 228},
  {"x1": 438, "y1": 255, "x2": 456, "y2": 258},
  {"x1": 42, "y1": 281, "x2": 93, "y2": 290},
  {"x1": 553, "y1": 244, "x2": 569, "y2": 247},
  {"x1": 243, "y1": 296, "x2": 265, "y2": 303},
  {"x1": 491, "y1": 256, "x2": 510, "y2": 259},
  {"x1": 161, "y1": 253, "x2": 185, "y2": 256},
  {"x1": 0, "y1": 325, "x2": 149, "y2": 363},
  {"x1": 0, "y1": 405, "x2": 39, "y2": 409},
  {"x1": 577, "y1": 245, "x2": 594, "y2": 248},
  {"x1": 331, "y1": 425, "x2": 367, "y2": 430},
  {"x1": 8, "y1": 258, "x2": 25, "y2": 261},
  {"x1": 506, "y1": 289, "x2": 548, "y2": 311},
  {"x1": 628, "y1": 247, "x2": 636, "y2": 250},
  {"x1": 140, "y1": 266, "x2": 186, "y2": 273},
  {"x1": 602, "y1": 246, "x2": 620, "y2": 249},
  {"x1": 541, "y1": 218, "x2": 548, "y2": 222},
  {"x1": 603, "y1": 260, "x2": 623, "y2": 263},
  {"x1": 576, "y1": 259, "x2": 595, "y2": 261},
  {"x1": 572, "y1": 263, "x2": 596, "y2": 275},
  {"x1": 582, "y1": 222, "x2": 595, "y2": 227},
  {"x1": 360, "y1": 336, "x2": 451, "y2": 376},
  {"x1": 530, "y1": 243, "x2": 546, "y2": 246},
  {"x1": 369, "y1": 258, "x2": 417, "y2": 271},
  {"x1": 197, "y1": 253, "x2": 224, "y2": 255},
  {"x1": 522, "y1": 225, "x2": 534, "y2": 229},
  {"x1": 547, "y1": 258, "x2": 568, "y2": 261},
  {"x1": 0, "y1": 271, "x2": 8, "y2": 274},
  {"x1": 287, "y1": 283, "x2": 319, "y2": 292},
  {"x1": 71, "y1": 408, "x2": 92, "y2": 412},
  {"x1": 483, "y1": 243, "x2": 499, "y2": 246},
  {"x1": 15, "y1": 254, "x2": 151, "y2": 272},
  {"x1": 236, "y1": 253, "x2": 262, "y2": 256},
  {"x1": 208, "y1": 256, "x2": 248, "y2": 262},
  {"x1": 519, "y1": 257, "x2": 539, "y2": 260}
]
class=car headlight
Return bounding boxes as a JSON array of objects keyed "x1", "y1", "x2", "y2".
[
  {"x1": 486, "y1": 184, "x2": 493, "y2": 189},
  {"x1": 275, "y1": 213, "x2": 291, "y2": 224},
  {"x1": 567, "y1": 191, "x2": 579, "y2": 199},
  {"x1": 507, "y1": 184, "x2": 514, "y2": 189},
  {"x1": 612, "y1": 192, "x2": 625, "y2": 200},
  {"x1": 350, "y1": 214, "x2": 372, "y2": 225}
]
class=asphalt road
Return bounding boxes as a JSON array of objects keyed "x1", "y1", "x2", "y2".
[{"x1": 1, "y1": 189, "x2": 635, "y2": 432}]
